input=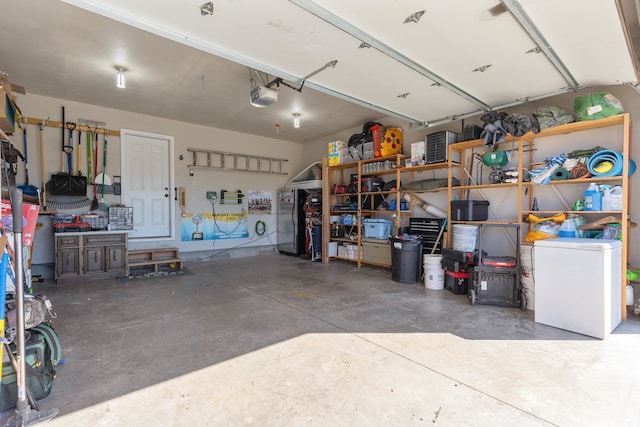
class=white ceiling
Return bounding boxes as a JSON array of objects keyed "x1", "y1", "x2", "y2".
[{"x1": 1, "y1": 0, "x2": 639, "y2": 144}]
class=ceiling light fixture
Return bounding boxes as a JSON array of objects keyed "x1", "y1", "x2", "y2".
[
  {"x1": 293, "y1": 113, "x2": 301, "y2": 128},
  {"x1": 200, "y1": 2, "x2": 214, "y2": 16},
  {"x1": 115, "y1": 66, "x2": 127, "y2": 89}
]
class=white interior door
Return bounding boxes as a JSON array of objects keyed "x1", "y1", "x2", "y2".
[{"x1": 121, "y1": 129, "x2": 174, "y2": 240}]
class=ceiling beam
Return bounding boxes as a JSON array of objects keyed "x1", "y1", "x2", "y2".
[
  {"x1": 61, "y1": 0, "x2": 427, "y2": 127},
  {"x1": 500, "y1": 0, "x2": 580, "y2": 90},
  {"x1": 290, "y1": 0, "x2": 491, "y2": 113}
]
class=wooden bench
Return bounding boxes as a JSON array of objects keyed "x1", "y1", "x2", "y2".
[{"x1": 127, "y1": 247, "x2": 183, "y2": 275}]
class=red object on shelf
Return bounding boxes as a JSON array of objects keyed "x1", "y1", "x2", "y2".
[
  {"x1": 1, "y1": 201, "x2": 40, "y2": 246},
  {"x1": 53, "y1": 222, "x2": 91, "y2": 233}
]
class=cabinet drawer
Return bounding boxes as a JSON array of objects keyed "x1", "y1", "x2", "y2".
[
  {"x1": 56, "y1": 235, "x2": 79, "y2": 247},
  {"x1": 83, "y1": 233, "x2": 126, "y2": 246}
]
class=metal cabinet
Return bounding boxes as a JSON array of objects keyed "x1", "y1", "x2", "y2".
[{"x1": 55, "y1": 231, "x2": 128, "y2": 282}]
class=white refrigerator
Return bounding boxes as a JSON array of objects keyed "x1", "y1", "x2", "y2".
[{"x1": 534, "y1": 238, "x2": 622, "y2": 339}]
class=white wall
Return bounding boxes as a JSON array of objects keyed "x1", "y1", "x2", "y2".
[
  {"x1": 304, "y1": 84, "x2": 640, "y2": 267},
  {"x1": 17, "y1": 94, "x2": 304, "y2": 264},
  {"x1": 16, "y1": 85, "x2": 640, "y2": 267}
]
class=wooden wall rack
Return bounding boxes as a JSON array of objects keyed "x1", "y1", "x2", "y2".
[{"x1": 19, "y1": 117, "x2": 120, "y2": 137}]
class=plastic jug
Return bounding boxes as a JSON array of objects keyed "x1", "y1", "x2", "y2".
[
  {"x1": 610, "y1": 185, "x2": 623, "y2": 211},
  {"x1": 583, "y1": 183, "x2": 602, "y2": 211},
  {"x1": 601, "y1": 185, "x2": 612, "y2": 211},
  {"x1": 558, "y1": 220, "x2": 576, "y2": 238}
]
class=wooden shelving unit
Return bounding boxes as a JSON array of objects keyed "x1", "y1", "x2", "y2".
[
  {"x1": 322, "y1": 154, "x2": 453, "y2": 267},
  {"x1": 447, "y1": 113, "x2": 632, "y2": 320}
]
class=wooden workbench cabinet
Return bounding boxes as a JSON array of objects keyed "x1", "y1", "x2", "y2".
[{"x1": 55, "y1": 231, "x2": 129, "y2": 282}]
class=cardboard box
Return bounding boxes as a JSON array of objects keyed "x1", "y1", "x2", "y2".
[
  {"x1": 411, "y1": 141, "x2": 425, "y2": 166},
  {"x1": 328, "y1": 140, "x2": 346, "y2": 166},
  {"x1": 1, "y1": 201, "x2": 40, "y2": 246},
  {"x1": 0, "y1": 90, "x2": 18, "y2": 134}
]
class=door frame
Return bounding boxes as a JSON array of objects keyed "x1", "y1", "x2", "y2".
[{"x1": 120, "y1": 128, "x2": 175, "y2": 242}]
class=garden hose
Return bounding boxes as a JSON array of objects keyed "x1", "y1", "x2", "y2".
[{"x1": 255, "y1": 220, "x2": 266, "y2": 236}]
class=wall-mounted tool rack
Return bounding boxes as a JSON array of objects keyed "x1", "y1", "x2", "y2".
[
  {"x1": 187, "y1": 148, "x2": 288, "y2": 175},
  {"x1": 19, "y1": 117, "x2": 120, "y2": 137}
]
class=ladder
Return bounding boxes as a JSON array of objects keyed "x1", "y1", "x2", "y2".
[{"x1": 187, "y1": 148, "x2": 288, "y2": 175}]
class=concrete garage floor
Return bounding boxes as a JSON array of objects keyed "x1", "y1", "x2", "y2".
[{"x1": 2, "y1": 253, "x2": 640, "y2": 426}]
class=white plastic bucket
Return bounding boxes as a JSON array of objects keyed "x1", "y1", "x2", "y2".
[
  {"x1": 520, "y1": 245, "x2": 534, "y2": 310},
  {"x1": 627, "y1": 284, "x2": 635, "y2": 306},
  {"x1": 452, "y1": 224, "x2": 479, "y2": 252},
  {"x1": 423, "y1": 254, "x2": 444, "y2": 290}
]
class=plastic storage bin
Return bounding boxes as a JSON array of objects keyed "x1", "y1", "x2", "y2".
[
  {"x1": 108, "y1": 207, "x2": 134, "y2": 230},
  {"x1": 450, "y1": 200, "x2": 489, "y2": 221},
  {"x1": 362, "y1": 219, "x2": 392, "y2": 239},
  {"x1": 445, "y1": 270, "x2": 470, "y2": 294},
  {"x1": 362, "y1": 238, "x2": 391, "y2": 265}
]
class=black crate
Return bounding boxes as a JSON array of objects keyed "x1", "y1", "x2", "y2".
[
  {"x1": 462, "y1": 124, "x2": 483, "y2": 141},
  {"x1": 441, "y1": 248, "x2": 476, "y2": 264},
  {"x1": 450, "y1": 200, "x2": 489, "y2": 221},
  {"x1": 441, "y1": 257, "x2": 463, "y2": 273}
]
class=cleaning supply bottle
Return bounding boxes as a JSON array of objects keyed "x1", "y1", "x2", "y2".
[
  {"x1": 558, "y1": 219, "x2": 577, "y2": 238},
  {"x1": 583, "y1": 183, "x2": 602, "y2": 211},
  {"x1": 610, "y1": 184, "x2": 623, "y2": 211},
  {"x1": 601, "y1": 185, "x2": 612, "y2": 211}
]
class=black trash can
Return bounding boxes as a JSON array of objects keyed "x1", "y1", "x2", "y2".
[{"x1": 391, "y1": 237, "x2": 423, "y2": 284}]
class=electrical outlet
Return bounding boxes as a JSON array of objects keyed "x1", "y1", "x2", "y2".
[{"x1": 206, "y1": 191, "x2": 217, "y2": 200}]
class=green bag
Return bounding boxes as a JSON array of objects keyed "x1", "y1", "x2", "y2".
[
  {"x1": 574, "y1": 92, "x2": 624, "y2": 121},
  {"x1": 0, "y1": 323, "x2": 62, "y2": 411}
]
